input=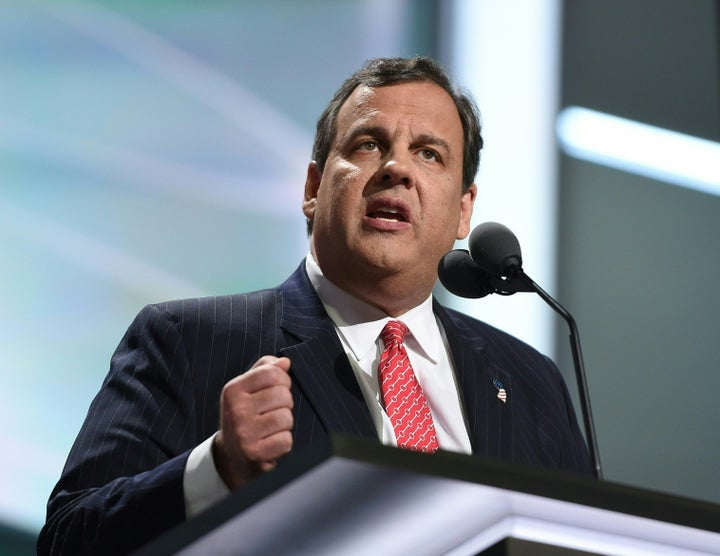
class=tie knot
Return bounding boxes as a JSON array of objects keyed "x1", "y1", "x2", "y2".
[{"x1": 381, "y1": 320, "x2": 409, "y2": 346}]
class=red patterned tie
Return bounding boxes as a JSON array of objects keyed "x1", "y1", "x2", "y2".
[{"x1": 379, "y1": 320, "x2": 439, "y2": 453}]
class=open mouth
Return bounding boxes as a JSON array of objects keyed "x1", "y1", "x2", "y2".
[
  {"x1": 366, "y1": 199, "x2": 410, "y2": 223},
  {"x1": 367, "y1": 208, "x2": 407, "y2": 222}
]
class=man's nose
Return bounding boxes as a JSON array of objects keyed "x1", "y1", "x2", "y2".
[{"x1": 379, "y1": 153, "x2": 414, "y2": 188}]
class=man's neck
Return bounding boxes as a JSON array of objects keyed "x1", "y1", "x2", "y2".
[{"x1": 305, "y1": 253, "x2": 433, "y2": 319}]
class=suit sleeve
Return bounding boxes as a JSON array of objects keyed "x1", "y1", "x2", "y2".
[{"x1": 38, "y1": 304, "x2": 204, "y2": 556}]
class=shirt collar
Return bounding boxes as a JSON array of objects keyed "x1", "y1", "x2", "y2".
[{"x1": 305, "y1": 253, "x2": 442, "y2": 364}]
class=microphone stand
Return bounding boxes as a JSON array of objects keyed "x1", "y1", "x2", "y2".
[
  {"x1": 511, "y1": 268, "x2": 603, "y2": 479},
  {"x1": 438, "y1": 247, "x2": 602, "y2": 478}
]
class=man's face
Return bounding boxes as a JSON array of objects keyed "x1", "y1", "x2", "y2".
[{"x1": 303, "y1": 80, "x2": 476, "y2": 313}]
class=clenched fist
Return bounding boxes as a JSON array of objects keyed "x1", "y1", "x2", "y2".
[{"x1": 212, "y1": 356, "x2": 293, "y2": 489}]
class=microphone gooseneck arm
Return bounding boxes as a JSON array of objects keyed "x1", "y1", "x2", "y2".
[
  {"x1": 507, "y1": 265, "x2": 602, "y2": 479},
  {"x1": 443, "y1": 221, "x2": 603, "y2": 479}
]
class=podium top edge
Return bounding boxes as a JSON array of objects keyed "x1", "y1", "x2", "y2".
[{"x1": 326, "y1": 435, "x2": 720, "y2": 533}]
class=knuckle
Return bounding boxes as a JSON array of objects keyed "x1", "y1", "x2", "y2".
[
  {"x1": 254, "y1": 355, "x2": 277, "y2": 366},
  {"x1": 278, "y1": 431, "x2": 293, "y2": 452}
]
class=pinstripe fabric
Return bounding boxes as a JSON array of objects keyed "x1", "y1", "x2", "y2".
[
  {"x1": 38, "y1": 263, "x2": 590, "y2": 555},
  {"x1": 436, "y1": 301, "x2": 590, "y2": 471}
]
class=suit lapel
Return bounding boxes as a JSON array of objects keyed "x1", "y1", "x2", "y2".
[
  {"x1": 277, "y1": 266, "x2": 377, "y2": 441},
  {"x1": 274, "y1": 266, "x2": 514, "y2": 458},
  {"x1": 434, "y1": 302, "x2": 514, "y2": 461}
]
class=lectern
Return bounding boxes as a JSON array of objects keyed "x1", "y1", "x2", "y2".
[{"x1": 134, "y1": 436, "x2": 720, "y2": 555}]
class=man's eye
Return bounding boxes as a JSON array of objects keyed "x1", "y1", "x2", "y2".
[
  {"x1": 358, "y1": 141, "x2": 378, "y2": 151},
  {"x1": 420, "y1": 149, "x2": 438, "y2": 161}
]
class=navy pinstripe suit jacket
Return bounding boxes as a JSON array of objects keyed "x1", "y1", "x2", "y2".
[{"x1": 39, "y1": 263, "x2": 591, "y2": 555}]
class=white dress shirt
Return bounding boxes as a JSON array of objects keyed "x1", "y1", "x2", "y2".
[
  {"x1": 304, "y1": 253, "x2": 472, "y2": 453},
  {"x1": 183, "y1": 254, "x2": 471, "y2": 518}
]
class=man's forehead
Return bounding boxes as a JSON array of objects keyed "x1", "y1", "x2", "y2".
[
  {"x1": 344, "y1": 81, "x2": 453, "y2": 109},
  {"x1": 350, "y1": 84, "x2": 377, "y2": 105},
  {"x1": 339, "y1": 85, "x2": 380, "y2": 122},
  {"x1": 337, "y1": 81, "x2": 461, "y2": 134}
]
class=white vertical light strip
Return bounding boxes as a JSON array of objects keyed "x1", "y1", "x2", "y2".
[{"x1": 445, "y1": 0, "x2": 561, "y2": 356}]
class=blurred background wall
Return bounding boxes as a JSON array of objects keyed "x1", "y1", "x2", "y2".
[
  {"x1": 556, "y1": 0, "x2": 720, "y2": 513},
  {"x1": 0, "y1": 0, "x2": 718, "y2": 552}
]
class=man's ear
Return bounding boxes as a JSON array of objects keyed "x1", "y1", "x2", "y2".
[
  {"x1": 456, "y1": 183, "x2": 477, "y2": 240},
  {"x1": 302, "y1": 161, "x2": 321, "y2": 220}
]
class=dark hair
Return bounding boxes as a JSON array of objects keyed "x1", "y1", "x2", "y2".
[{"x1": 312, "y1": 56, "x2": 483, "y2": 192}]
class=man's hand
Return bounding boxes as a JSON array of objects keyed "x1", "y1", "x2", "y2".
[{"x1": 212, "y1": 356, "x2": 293, "y2": 490}]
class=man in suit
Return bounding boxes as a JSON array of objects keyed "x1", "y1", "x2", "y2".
[{"x1": 39, "y1": 57, "x2": 591, "y2": 555}]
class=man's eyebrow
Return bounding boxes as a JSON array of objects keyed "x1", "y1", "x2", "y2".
[
  {"x1": 340, "y1": 124, "x2": 389, "y2": 144},
  {"x1": 339, "y1": 126, "x2": 452, "y2": 153},
  {"x1": 413, "y1": 133, "x2": 451, "y2": 153}
]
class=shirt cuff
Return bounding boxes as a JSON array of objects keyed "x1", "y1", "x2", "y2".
[{"x1": 183, "y1": 432, "x2": 231, "y2": 519}]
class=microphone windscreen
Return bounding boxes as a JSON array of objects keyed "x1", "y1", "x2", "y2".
[
  {"x1": 438, "y1": 249, "x2": 493, "y2": 299},
  {"x1": 469, "y1": 222, "x2": 523, "y2": 276}
]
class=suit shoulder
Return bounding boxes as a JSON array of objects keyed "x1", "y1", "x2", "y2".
[
  {"x1": 441, "y1": 305, "x2": 540, "y2": 350},
  {"x1": 140, "y1": 287, "x2": 282, "y2": 326},
  {"x1": 438, "y1": 304, "x2": 558, "y2": 377},
  {"x1": 117, "y1": 287, "x2": 285, "y2": 377}
]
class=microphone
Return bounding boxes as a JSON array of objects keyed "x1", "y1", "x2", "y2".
[
  {"x1": 437, "y1": 249, "x2": 494, "y2": 299},
  {"x1": 439, "y1": 249, "x2": 533, "y2": 297},
  {"x1": 438, "y1": 221, "x2": 532, "y2": 298},
  {"x1": 439, "y1": 222, "x2": 603, "y2": 479},
  {"x1": 469, "y1": 221, "x2": 523, "y2": 277}
]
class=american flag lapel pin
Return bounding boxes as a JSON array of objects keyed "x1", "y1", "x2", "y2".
[{"x1": 492, "y1": 378, "x2": 508, "y2": 403}]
